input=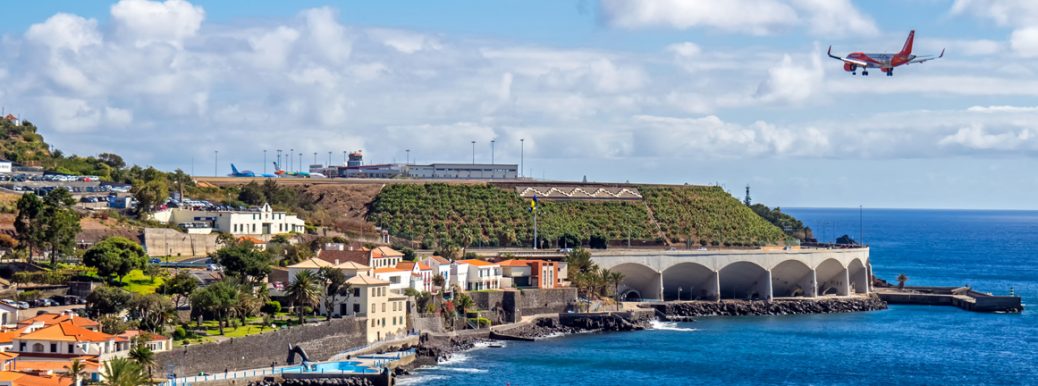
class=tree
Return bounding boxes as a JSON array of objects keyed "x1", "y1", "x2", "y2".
[
  {"x1": 432, "y1": 274, "x2": 446, "y2": 293},
  {"x1": 608, "y1": 270, "x2": 624, "y2": 307},
  {"x1": 455, "y1": 293, "x2": 475, "y2": 318},
  {"x1": 86, "y1": 286, "x2": 133, "y2": 318},
  {"x1": 37, "y1": 188, "x2": 80, "y2": 265},
  {"x1": 158, "y1": 271, "x2": 198, "y2": 308},
  {"x1": 127, "y1": 293, "x2": 176, "y2": 332},
  {"x1": 189, "y1": 280, "x2": 239, "y2": 335},
  {"x1": 131, "y1": 178, "x2": 168, "y2": 214},
  {"x1": 897, "y1": 273, "x2": 909, "y2": 290},
  {"x1": 238, "y1": 181, "x2": 265, "y2": 205},
  {"x1": 83, "y1": 237, "x2": 146, "y2": 283},
  {"x1": 127, "y1": 339, "x2": 156, "y2": 379},
  {"x1": 234, "y1": 289, "x2": 262, "y2": 326},
  {"x1": 0, "y1": 234, "x2": 17, "y2": 251},
  {"x1": 100, "y1": 357, "x2": 148, "y2": 386},
  {"x1": 98, "y1": 153, "x2": 126, "y2": 169},
  {"x1": 214, "y1": 241, "x2": 272, "y2": 286},
  {"x1": 64, "y1": 358, "x2": 87, "y2": 386},
  {"x1": 318, "y1": 267, "x2": 350, "y2": 321},
  {"x1": 13, "y1": 193, "x2": 44, "y2": 262},
  {"x1": 286, "y1": 270, "x2": 321, "y2": 325}
]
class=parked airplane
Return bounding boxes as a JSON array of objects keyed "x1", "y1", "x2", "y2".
[
  {"x1": 229, "y1": 164, "x2": 255, "y2": 177},
  {"x1": 230, "y1": 164, "x2": 278, "y2": 178},
  {"x1": 828, "y1": 30, "x2": 943, "y2": 76},
  {"x1": 272, "y1": 162, "x2": 309, "y2": 177}
]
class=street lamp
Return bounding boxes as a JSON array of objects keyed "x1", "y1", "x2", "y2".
[
  {"x1": 677, "y1": 286, "x2": 683, "y2": 301},
  {"x1": 213, "y1": 150, "x2": 218, "y2": 177},
  {"x1": 263, "y1": 150, "x2": 267, "y2": 174},
  {"x1": 490, "y1": 140, "x2": 495, "y2": 165},
  {"x1": 471, "y1": 141, "x2": 475, "y2": 165},
  {"x1": 406, "y1": 149, "x2": 410, "y2": 165},
  {"x1": 289, "y1": 148, "x2": 294, "y2": 172},
  {"x1": 520, "y1": 138, "x2": 524, "y2": 178}
]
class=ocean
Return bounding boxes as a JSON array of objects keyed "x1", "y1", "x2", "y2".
[{"x1": 402, "y1": 208, "x2": 1038, "y2": 385}]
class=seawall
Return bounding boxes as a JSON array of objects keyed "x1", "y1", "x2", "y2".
[
  {"x1": 156, "y1": 317, "x2": 366, "y2": 376},
  {"x1": 647, "y1": 294, "x2": 887, "y2": 319}
]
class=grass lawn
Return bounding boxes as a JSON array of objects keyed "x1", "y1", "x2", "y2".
[{"x1": 120, "y1": 269, "x2": 164, "y2": 294}]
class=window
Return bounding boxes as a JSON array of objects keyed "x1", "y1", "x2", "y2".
[
  {"x1": 32, "y1": 343, "x2": 44, "y2": 353},
  {"x1": 354, "y1": 288, "x2": 360, "y2": 297},
  {"x1": 382, "y1": 303, "x2": 386, "y2": 313},
  {"x1": 371, "y1": 303, "x2": 375, "y2": 313},
  {"x1": 353, "y1": 304, "x2": 360, "y2": 313},
  {"x1": 50, "y1": 343, "x2": 57, "y2": 353},
  {"x1": 68, "y1": 344, "x2": 74, "y2": 354}
]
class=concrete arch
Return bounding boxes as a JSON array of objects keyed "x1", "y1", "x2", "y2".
[
  {"x1": 848, "y1": 258, "x2": 869, "y2": 294},
  {"x1": 719, "y1": 261, "x2": 771, "y2": 300},
  {"x1": 771, "y1": 259, "x2": 815, "y2": 298},
  {"x1": 662, "y1": 262, "x2": 718, "y2": 301},
  {"x1": 816, "y1": 258, "x2": 848, "y2": 296},
  {"x1": 609, "y1": 263, "x2": 661, "y2": 301}
]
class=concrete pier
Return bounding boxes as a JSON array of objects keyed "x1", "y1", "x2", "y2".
[{"x1": 875, "y1": 286, "x2": 1023, "y2": 313}]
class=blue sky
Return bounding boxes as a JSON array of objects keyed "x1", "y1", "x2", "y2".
[{"x1": 3, "y1": 0, "x2": 1038, "y2": 209}]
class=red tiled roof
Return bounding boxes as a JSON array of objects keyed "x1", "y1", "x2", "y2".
[
  {"x1": 17, "y1": 314, "x2": 98, "y2": 330},
  {"x1": 457, "y1": 259, "x2": 495, "y2": 267},
  {"x1": 317, "y1": 250, "x2": 369, "y2": 265},
  {"x1": 371, "y1": 246, "x2": 403, "y2": 258},
  {"x1": 17, "y1": 322, "x2": 113, "y2": 343}
]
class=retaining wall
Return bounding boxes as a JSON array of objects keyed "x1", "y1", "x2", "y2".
[{"x1": 156, "y1": 317, "x2": 366, "y2": 376}]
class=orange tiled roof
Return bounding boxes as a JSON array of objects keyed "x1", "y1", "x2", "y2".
[
  {"x1": 395, "y1": 262, "x2": 416, "y2": 271},
  {"x1": 0, "y1": 328, "x2": 28, "y2": 344},
  {"x1": 316, "y1": 250, "x2": 369, "y2": 266},
  {"x1": 457, "y1": 259, "x2": 495, "y2": 267},
  {"x1": 237, "y1": 236, "x2": 264, "y2": 244},
  {"x1": 370, "y1": 246, "x2": 403, "y2": 258},
  {"x1": 12, "y1": 359, "x2": 99, "y2": 373},
  {"x1": 416, "y1": 262, "x2": 431, "y2": 271},
  {"x1": 373, "y1": 267, "x2": 408, "y2": 274},
  {"x1": 498, "y1": 259, "x2": 533, "y2": 267},
  {"x1": 17, "y1": 314, "x2": 98, "y2": 330},
  {"x1": 0, "y1": 351, "x2": 17, "y2": 361},
  {"x1": 117, "y1": 329, "x2": 168, "y2": 342},
  {"x1": 426, "y1": 255, "x2": 450, "y2": 265},
  {"x1": 17, "y1": 322, "x2": 113, "y2": 343}
]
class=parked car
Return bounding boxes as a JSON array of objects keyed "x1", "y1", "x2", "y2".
[
  {"x1": 49, "y1": 295, "x2": 69, "y2": 306},
  {"x1": 15, "y1": 302, "x2": 29, "y2": 309},
  {"x1": 0, "y1": 299, "x2": 16, "y2": 307}
]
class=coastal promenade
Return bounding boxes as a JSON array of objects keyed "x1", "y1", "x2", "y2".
[{"x1": 590, "y1": 247, "x2": 871, "y2": 302}]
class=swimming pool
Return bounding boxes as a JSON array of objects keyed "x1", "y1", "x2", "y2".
[{"x1": 284, "y1": 361, "x2": 374, "y2": 374}]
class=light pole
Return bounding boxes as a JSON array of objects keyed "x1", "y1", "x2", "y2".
[
  {"x1": 678, "y1": 286, "x2": 683, "y2": 301},
  {"x1": 263, "y1": 150, "x2": 267, "y2": 174},
  {"x1": 298, "y1": 152, "x2": 302, "y2": 173},
  {"x1": 520, "y1": 138, "x2": 524, "y2": 178},
  {"x1": 490, "y1": 140, "x2": 495, "y2": 165},
  {"x1": 343, "y1": 150, "x2": 347, "y2": 164},
  {"x1": 276, "y1": 149, "x2": 282, "y2": 170},
  {"x1": 327, "y1": 151, "x2": 332, "y2": 166},
  {"x1": 289, "y1": 148, "x2": 294, "y2": 172},
  {"x1": 213, "y1": 150, "x2": 218, "y2": 176},
  {"x1": 471, "y1": 141, "x2": 475, "y2": 165},
  {"x1": 313, "y1": 152, "x2": 317, "y2": 165},
  {"x1": 406, "y1": 149, "x2": 410, "y2": 165}
]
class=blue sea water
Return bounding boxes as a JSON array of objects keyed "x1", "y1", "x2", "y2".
[{"x1": 404, "y1": 209, "x2": 1038, "y2": 385}]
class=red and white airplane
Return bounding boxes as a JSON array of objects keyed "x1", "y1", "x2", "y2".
[{"x1": 827, "y1": 30, "x2": 944, "y2": 76}]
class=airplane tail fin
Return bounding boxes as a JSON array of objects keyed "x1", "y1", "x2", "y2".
[
  {"x1": 900, "y1": 30, "x2": 915, "y2": 56},
  {"x1": 231, "y1": 164, "x2": 239, "y2": 175}
]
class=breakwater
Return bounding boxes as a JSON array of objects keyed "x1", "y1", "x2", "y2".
[
  {"x1": 647, "y1": 295, "x2": 887, "y2": 320},
  {"x1": 875, "y1": 286, "x2": 1023, "y2": 313}
]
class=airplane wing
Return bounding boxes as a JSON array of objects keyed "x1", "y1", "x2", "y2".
[
  {"x1": 827, "y1": 45, "x2": 868, "y2": 67},
  {"x1": 909, "y1": 48, "x2": 944, "y2": 64}
]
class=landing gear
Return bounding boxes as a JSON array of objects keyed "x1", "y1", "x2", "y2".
[
  {"x1": 886, "y1": 69, "x2": 893, "y2": 76},
  {"x1": 862, "y1": 70, "x2": 869, "y2": 76}
]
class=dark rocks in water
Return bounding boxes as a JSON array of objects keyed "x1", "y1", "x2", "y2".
[
  {"x1": 651, "y1": 295, "x2": 887, "y2": 319},
  {"x1": 246, "y1": 378, "x2": 374, "y2": 386}
]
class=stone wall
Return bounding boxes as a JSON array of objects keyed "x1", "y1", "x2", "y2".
[
  {"x1": 157, "y1": 317, "x2": 366, "y2": 375},
  {"x1": 143, "y1": 228, "x2": 220, "y2": 258},
  {"x1": 516, "y1": 288, "x2": 576, "y2": 318},
  {"x1": 468, "y1": 291, "x2": 513, "y2": 324}
]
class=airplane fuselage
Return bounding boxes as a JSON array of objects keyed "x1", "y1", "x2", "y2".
[{"x1": 846, "y1": 52, "x2": 915, "y2": 69}]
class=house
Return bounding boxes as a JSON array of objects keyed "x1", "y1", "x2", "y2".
[
  {"x1": 115, "y1": 330, "x2": 172, "y2": 353},
  {"x1": 396, "y1": 261, "x2": 433, "y2": 293},
  {"x1": 369, "y1": 247, "x2": 404, "y2": 269},
  {"x1": 154, "y1": 203, "x2": 305, "y2": 236},
  {"x1": 0, "y1": 304, "x2": 18, "y2": 328},
  {"x1": 372, "y1": 267, "x2": 411, "y2": 293},
  {"x1": 0, "y1": 160, "x2": 11, "y2": 175},
  {"x1": 449, "y1": 260, "x2": 470, "y2": 291},
  {"x1": 285, "y1": 257, "x2": 335, "y2": 284},
  {"x1": 456, "y1": 259, "x2": 501, "y2": 291},
  {"x1": 16, "y1": 313, "x2": 99, "y2": 332},
  {"x1": 237, "y1": 236, "x2": 267, "y2": 251},
  {"x1": 12, "y1": 322, "x2": 117, "y2": 358},
  {"x1": 499, "y1": 259, "x2": 561, "y2": 289},
  {"x1": 325, "y1": 275, "x2": 407, "y2": 343},
  {"x1": 422, "y1": 256, "x2": 452, "y2": 291},
  {"x1": 0, "y1": 371, "x2": 72, "y2": 386}
]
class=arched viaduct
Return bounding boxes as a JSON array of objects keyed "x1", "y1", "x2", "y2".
[{"x1": 591, "y1": 248, "x2": 871, "y2": 301}]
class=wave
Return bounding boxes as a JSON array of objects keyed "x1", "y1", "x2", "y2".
[
  {"x1": 650, "y1": 320, "x2": 698, "y2": 332},
  {"x1": 396, "y1": 374, "x2": 447, "y2": 385},
  {"x1": 443, "y1": 367, "x2": 489, "y2": 374},
  {"x1": 439, "y1": 352, "x2": 470, "y2": 365}
]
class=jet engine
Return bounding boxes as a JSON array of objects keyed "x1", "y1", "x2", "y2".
[{"x1": 843, "y1": 62, "x2": 857, "y2": 72}]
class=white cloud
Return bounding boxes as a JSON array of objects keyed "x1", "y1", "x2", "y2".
[
  {"x1": 939, "y1": 125, "x2": 1034, "y2": 151},
  {"x1": 951, "y1": 0, "x2": 1038, "y2": 27},
  {"x1": 599, "y1": 0, "x2": 798, "y2": 35},
  {"x1": 790, "y1": 0, "x2": 878, "y2": 36},
  {"x1": 1010, "y1": 27, "x2": 1038, "y2": 57},
  {"x1": 25, "y1": 13, "x2": 102, "y2": 53},
  {"x1": 755, "y1": 46, "x2": 824, "y2": 104},
  {"x1": 367, "y1": 29, "x2": 442, "y2": 54},
  {"x1": 110, "y1": 0, "x2": 204, "y2": 47},
  {"x1": 666, "y1": 42, "x2": 701, "y2": 58}
]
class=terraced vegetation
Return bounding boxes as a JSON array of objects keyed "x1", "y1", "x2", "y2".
[
  {"x1": 368, "y1": 184, "x2": 657, "y2": 248},
  {"x1": 639, "y1": 185, "x2": 788, "y2": 246}
]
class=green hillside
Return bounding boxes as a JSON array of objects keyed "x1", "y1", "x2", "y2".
[
  {"x1": 640, "y1": 185, "x2": 788, "y2": 246},
  {"x1": 367, "y1": 183, "x2": 789, "y2": 249},
  {"x1": 0, "y1": 119, "x2": 51, "y2": 164}
]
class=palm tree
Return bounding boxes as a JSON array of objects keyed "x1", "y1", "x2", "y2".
[
  {"x1": 128, "y1": 339, "x2": 156, "y2": 379},
  {"x1": 101, "y1": 357, "x2": 148, "y2": 386},
  {"x1": 897, "y1": 273, "x2": 909, "y2": 290},
  {"x1": 64, "y1": 358, "x2": 87, "y2": 386},
  {"x1": 432, "y1": 274, "x2": 446, "y2": 294},
  {"x1": 607, "y1": 270, "x2": 624, "y2": 310},
  {"x1": 317, "y1": 266, "x2": 350, "y2": 320},
  {"x1": 455, "y1": 293, "x2": 475, "y2": 320},
  {"x1": 287, "y1": 270, "x2": 321, "y2": 325}
]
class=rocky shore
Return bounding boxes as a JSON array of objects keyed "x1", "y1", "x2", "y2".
[
  {"x1": 649, "y1": 294, "x2": 888, "y2": 320},
  {"x1": 494, "y1": 312, "x2": 653, "y2": 340}
]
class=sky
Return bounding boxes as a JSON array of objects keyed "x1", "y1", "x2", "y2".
[{"x1": 2, "y1": 0, "x2": 1038, "y2": 209}]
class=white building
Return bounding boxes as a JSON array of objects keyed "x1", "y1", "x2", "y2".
[
  {"x1": 423, "y1": 256, "x2": 452, "y2": 292},
  {"x1": 457, "y1": 259, "x2": 502, "y2": 291},
  {"x1": 155, "y1": 203, "x2": 305, "y2": 236},
  {"x1": 0, "y1": 304, "x2": 17, "y2": 328},
  {"x1": 405, "y1": 163, "x2": 517, "y2": 179},
  {"x1": 449, "y1": 260, "x2": 470, "y2": 291},
  {"x1": 373, "y1": 267, "x2": 411, "y2": 293},
  {"x1": 369, "y1": 246, "x2": 404, "y2": 269},
  {"x1": 0, "y1": 160, "x2": 11, "y2": 174},
  {"x1": 326, "y1": 275, "x2": 407, "y2": 343}
]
